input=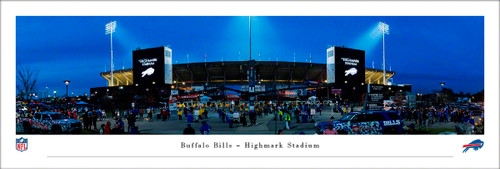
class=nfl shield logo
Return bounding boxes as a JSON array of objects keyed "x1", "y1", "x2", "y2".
[{"x1": 16, "y1": 137, "x2": 28, "y2": 152}]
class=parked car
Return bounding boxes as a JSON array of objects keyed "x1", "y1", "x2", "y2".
[
  {"x1": 315, "y1": 111, "x2": 404, "y2": 134},
  {"x1": 18, "y1": 111, "x2": 82, "y2": 134}
]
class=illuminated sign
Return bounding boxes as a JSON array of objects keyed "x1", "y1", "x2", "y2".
[
  {"x1": 280, "y1": 90, "x2": 298, "y2": 98},
  {"x1": 327, "y1": 46, "x2": 366, "y2": 103},
  {"x1": 133, "y1": 47, "x2": 173, "y2": 86},
  {"x1": 344, "y1": 67, "x2": 358, "y2": 76},
  {"x1": 141, "y1": 67, "x2": 155, "y2": 77},
  {"x1": 138, "y1": 58, "x2": 158, "y2": 66},
  {"x1": 341, "y1": 57, "x2": 359, "y2": 66},
  {"x1": 241, "y1": 85, "x2": 265, "y2": 92}
]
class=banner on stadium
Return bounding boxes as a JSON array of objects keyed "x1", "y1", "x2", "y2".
[
  {"x1": 177, "y1": 93, "x2": 199, "y2": 99},
  {"x1": 241, "y1": 85, "x2": 265, "y2": 92},
  {"x1": 226, "y1": 94, "x2": 241, "y2": 100}
]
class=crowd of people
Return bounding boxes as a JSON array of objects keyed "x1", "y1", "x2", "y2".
[
  {"x1": 17, "y1": 100, "x2": 483, "y2": 135},
  {"x1": 396, "y1": 105, "x2": 482, "y2": 126},
  {"x1": 172, "y1": 100, "x2": 343, "y2": 133}
]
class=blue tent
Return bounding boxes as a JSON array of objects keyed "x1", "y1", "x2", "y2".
[
  {"x1": 76, "y1": 101, "x2": 88, "y2": 105},
  {"x1": 200, "y1": 96, "x2": 211, "y2": 102}
]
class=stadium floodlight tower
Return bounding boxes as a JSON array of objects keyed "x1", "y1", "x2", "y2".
[
  {"x1": 105, "y1": 21, "x2": 116, "y2": 86},
  {"x1": 378, "y1": 22, "x2": 389, "y2": 85},
  {"x1": 248, "y1": 16, "x2": 256, "y2": 112}
]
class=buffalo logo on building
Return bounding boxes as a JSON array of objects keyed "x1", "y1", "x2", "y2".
[
  {"x1": 16, "y1": 137, "x2": 28, "y2": 152},
  {"x1": 141, "y1": 67, "x2": 155, "y2": 77},
  {"x1": 345, "y1": 67, "x2": 358, "y2": 76}
]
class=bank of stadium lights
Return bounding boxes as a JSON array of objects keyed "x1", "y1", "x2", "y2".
[
  {"x1": 105, "y1": 21, "x2": 116, "y2": 86},
  {"x1": 378, "y1": 22, "x2": 389, "y2": 85}
]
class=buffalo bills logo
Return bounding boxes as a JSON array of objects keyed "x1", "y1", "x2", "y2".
[
  {"x1": 141, "y1": 67, "x2": 155, "y2": 77},
  {"x1": 462, "y1": 139, "x2": 484, "y2": 153},
  {"x1": 16, "y1": 137, "x2": 28, "y2": 152},
  {"x1": 344, "y1": 68, "x2": 358, "y2": 76}
]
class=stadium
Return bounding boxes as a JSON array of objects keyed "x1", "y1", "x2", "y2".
[{"x1": 90, "y1": 46, "x2": 411, "y2": 109}]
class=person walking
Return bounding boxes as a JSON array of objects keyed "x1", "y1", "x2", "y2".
[
  {"x1": 294, "y1": 106, "x2": 301, "y2": 123},
  {"x1": 91, "y1": 110, "x2": 98, "y2": 130},
  {"x1": 284, "y1": 112, "x2": 291, "y2": 130},
  {"x1": 115, "y1": 109, "x2": 120, "y2": 119},
  {"x1": 126, "y1": 113, "x2": 136, "y2": 132},
  {"x1": 310, "y1": 106, "x2": 316, "y2": 123},
  {"x1": 148, "y1": 109, "x2": 153, "y2": 122},
  {"x1": 218, "y1": 108, "x2": 224, "y2": 123},
  {"x1": 103, "y1": 121, "x2": 111, "y2": 134},
  {"x1": 82, "y1": 111, "x2": 89, "y2": 130},
  {"x1": 200, "y1": 121, "x2": 211, "y2": 135},
  {"x1": 240, "y1": 112, "x2": 247, "y2": 127},
  {"x1": 99, "y1": 124, "x2": 105, "y2": 134},
  {"x1": 279, "y1": 109, "x2": 283, "y2": 121},
  {"x1": 183, "y1": 124, "x2": 195, "y2": 134},
  {"x1": 203, "y1": 105, "x2": 208, "y2": 119},
  {"x1": 228, "y1": 111, "x2": 234, "y2": 128},
  {"x1": 161, "y1": 108, "x2": 166, "y2": 121},
  {"x1": 177, "y1": 108, "x2": 183, "y2": 120},
  {"x1": 102, "y1": 109, "x2": 107, "y2": 120},
  {"x1": 98, "y1": 109, "x2": 103, "y2": 121},
  {"x1": 115, "y1": 118, "x2": 125, "y2": 134}
]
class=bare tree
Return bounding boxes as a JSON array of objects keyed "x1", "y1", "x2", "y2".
[{"x1": 17, "y1": 65, "x2": 39, "y2": 101}]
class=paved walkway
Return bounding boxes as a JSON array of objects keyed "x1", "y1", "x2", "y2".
[{"x1": 95, "y1": 108, "x2": 343, "y2": 135}]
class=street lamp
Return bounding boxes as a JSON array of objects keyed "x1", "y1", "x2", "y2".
[
  {"x1": 53, "y1": 91, "x2": 57, "y2": 98},
  {"x1": 378, "y1": 22, "x2": 389, "y2": 85},
  {"x1": 105, "y1": 21, "x2": 116, "y2": 86},
  {"x1": 63, "y1": 80, "x2": 71, "y2": 97}
]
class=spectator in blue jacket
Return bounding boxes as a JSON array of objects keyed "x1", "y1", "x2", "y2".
[{"x1": 200, "y1": 121, "x2": 211, "y2": 135}]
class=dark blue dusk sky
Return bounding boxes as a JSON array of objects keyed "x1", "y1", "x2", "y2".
[{"x1": 16, "y1": 16, "x2": 484, "y2": 96}]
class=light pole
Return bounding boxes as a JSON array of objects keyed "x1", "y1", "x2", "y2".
[
  {"x1": 378, "y1": 22, "x2": 389, "y2": 85},
  {"x1": 64, "y1": 80, "x2": 71, "y2": 97},
  {"x1": 105, "y1": 21, "x2": 116, "y2": 86},
  {"x1": 54, "y1": 91, "x2": 57, "y2": 98},
  {"x1": 249, "y1": 16, "x2": 252, "y2": 60},
  {"x1": 440, "y1": 82, "x2": 446, "y2": 88}
]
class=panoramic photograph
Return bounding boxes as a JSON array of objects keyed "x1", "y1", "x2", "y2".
[{"x1": 16, "y1": 16, "x2": 484, "y2": 135}]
